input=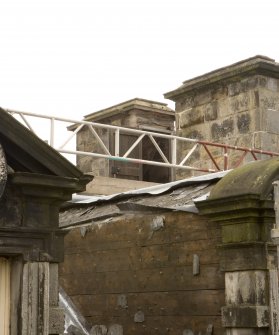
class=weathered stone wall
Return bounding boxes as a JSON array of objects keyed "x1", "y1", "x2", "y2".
[
  {"x1": 60, "y1": 211, "x2": 224, "y2": 335},
  {"x1": 76, "y1": 126, "x2": 110, "y2": 175},
  {"x1": 197, "y1": 158, "x2": 279, "y2": 334},
  {"x1": 173, "y1": 75, "x2": 279, "y2": 179}
]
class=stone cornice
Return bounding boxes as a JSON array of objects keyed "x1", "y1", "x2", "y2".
[
  {"x1": 68, "y1": 98, "x2": 175, "y2": 131},
  {"x1": 84, "y1": 98, "x2": 174, "y2": 120},
  {"x1": 164, "y1": 55, "x2": 278, "y2": 101},
  {"x1": 10, "y1": 172, "x2": 91, "y2": 199}
]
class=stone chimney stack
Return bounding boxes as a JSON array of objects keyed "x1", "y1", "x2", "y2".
[{"x1": 165, "y1": 56, "x2": 279, "y2": 179}]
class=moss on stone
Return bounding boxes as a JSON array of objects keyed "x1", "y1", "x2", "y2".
[{"x1": 209, "y1": 158, "x2": 279, "y2": 200}]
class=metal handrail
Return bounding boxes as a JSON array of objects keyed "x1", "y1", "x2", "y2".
[{"x1": 7, "y1": 108, "x2": 279, "y2": 173}]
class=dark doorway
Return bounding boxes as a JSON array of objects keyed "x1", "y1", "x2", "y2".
[{"x1": 109, "y1": 131, "x2": 171, "y2": 183}]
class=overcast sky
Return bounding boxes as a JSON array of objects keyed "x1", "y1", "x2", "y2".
[{"x1": 1, "y1": 0, "x2": 278, "y2": 122}]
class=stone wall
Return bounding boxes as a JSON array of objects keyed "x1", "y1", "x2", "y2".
[
  {"x1": 197, "y1": 158, "x2": 279, "y2": 334},
  {"x1": 164, "y1": 56, "x2": 279, "y2": 180},
  {"x1": 171, "y1": 75, "x2": 279, "y2": 179},
  {"x1": 76, "y1": 126, "x2": 110, "y2": 176},
  {"x1": 60, "y1": 211, "x2": 224, "y2": 335}
]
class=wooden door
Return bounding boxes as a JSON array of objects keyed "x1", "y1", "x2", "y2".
[{"x1": 0, "y1": 257, "x2": 10, "y2": 335}]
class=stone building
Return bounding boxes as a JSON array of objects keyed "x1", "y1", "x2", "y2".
[
  {"x1": 60, "y1": 158, "x2": 279, "y2": 334},
  {"x1": 72, "y1": 56, "x2": 279, "y2": 187},
  {"x1": 0, "y1": 108, "x2": 91, "y2": 335},
  {"x1": 164, "y1": 55, "x2": 279, "y2": 178},
  {"x1": 70, "y1": 98, "x2": 175, "y2": 187},
  {"x1": 59, "y1": 56, "x2": 279, "y2": 335}
]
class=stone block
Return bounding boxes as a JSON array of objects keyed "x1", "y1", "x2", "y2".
[
  {"x1": 259, "y1": 89, "x2": 279, "y2": 110},
  {"x1": 134, "y1": 310, "x2": 145, "y2": 323},
  {"x1": 76, "y1": 127, "x2": 109, "y2": 153},
  {"x1": 259, "y1": 76, "x2": 268, "y2": 88},
  {"x1": 49, "y1": 264, "x2": 59, "y2": 306},
  {"x1": 205, "y1": 101, "x2": 218, "y2": 121},
  {"x1": 176, "y1": 108, "x2": 204, "y2": 129},
  {"x1": 107, "y1": 324, "x2": 123, "y2": 335},
  {"x1": 259, "y1": 75, "x2": 279, "y2": 92},
  {"x1": 49, "y1": 307, "x2": 65, "y2": 334},
  {"x1": 111, "y1": 119, "x2": 122, "y2": 127},
  {"x1": 77, "y1": 156, "x2": 109, "y2": 176},
  {"x1": 117, "y1": 294, "x2": 128, "y2": 308},
  {"x1": 176, "y1": 95, "x2": 195, "y2": 112},
  {"x1": 211, "y1": 85, "x2": 228, "y2": 100},
  {"x1": 183, "y1": 330, "x2": 194, "y2": 335},
  {"x1": 217, "y1": 99, "x2": 231, "y2": 119},
  {"x1": 229, "y1": 134, "x2": 254, "y2": 149},
  {"x1": 240, "y1": 76, "x2": 259, "y2": 92},
  {"x1": 225, "y1": 329, "x2": 268, "y2": 335},
  {"x1": 225, "y1": 271, "x2": 267, "y2": 305},
  {"x1": 222, "y1": 305, "x2": 269, "y2": 328},
  {"x1": 266, "y1": 78, "x2": 278, "y2": 91},
  {"x1": 228, "y1": 92, "x2": 252, "y2": 113},
  {"x1": 77, "y1": 156, "x2": 94, "y2": 173},
  {"x1": 67, "y1": 325, "x2": 84, "y2": 335},
  {"x1": 182, "y1": 129, "x2": 204, "y2": 140},
  {"x1": 220, "y1": 244, "x2": 267, "y2": 272},
  {"x1": 180, "y1": 122, "x2": 210, "y2": 141},
  {"x1": 237, "y1": 112, "x2": 251, "y2": 134},
  {"x1": 228, "y1": 77, "x2": 259, "y2": 97},
  {"x1": 90, "y1": 325, "x2": 108, "y2": 335},
  {"x1": 211, "y1": 118, "x2": 234, "y2": 141},
  {"x1": 228, "y1": 82, "x2": 241, "y2": 97},
  {"x1": 194, "y1": 89, "x2": 212, "y2": 106},
  {"x1": 222, "y1": 221, "x2": 261, "y2": 244},
  {"x1": 253, "y1": 131, "x2": 279, "y2": 152},
  {"x1": 263, "y1": 108, "x2": 279, "y2": 133}
]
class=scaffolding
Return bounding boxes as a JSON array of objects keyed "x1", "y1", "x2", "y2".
[{"x1": 7, "y1": 108, "x2": 279, "y2": 174}]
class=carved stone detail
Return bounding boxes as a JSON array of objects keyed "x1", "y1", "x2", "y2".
[{"x1": 0, "y1": 143, "x2": 7, "y2": 199}]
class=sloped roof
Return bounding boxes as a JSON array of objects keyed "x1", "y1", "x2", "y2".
[{"x1": 0, "y1": 108, "x2": 92, "y2": 186}]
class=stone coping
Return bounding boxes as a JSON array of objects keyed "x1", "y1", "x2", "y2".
[
  {"x1": 84, "y1": 97, "x2": 174, "y2": 121},
  {"x1": 164, "y1": 55, "x2": 278, "y2": 100}
]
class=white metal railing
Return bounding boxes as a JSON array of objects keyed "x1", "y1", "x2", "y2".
[{"x1": 6, "y1": 108, "x2": 279, "y2": 173}]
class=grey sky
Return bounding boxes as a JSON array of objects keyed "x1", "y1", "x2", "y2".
[{"x1": 1, "y1": 0, "x2": 278, "y2": 120}]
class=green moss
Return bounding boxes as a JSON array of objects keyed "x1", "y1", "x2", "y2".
[
  {"x1": 222, "y1": 222, "x2": 261, "y2": 243},
  {"x1": 209, "y1": 158, "x2": 279, "y2": 200}
]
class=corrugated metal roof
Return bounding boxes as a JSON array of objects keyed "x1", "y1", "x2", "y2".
[
  {"x1": 60, "y1": 171, "x2": 228, "y2": 229},
  {"x1": 68, "y1": 170, "x2": 229, "y2": 205}
]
